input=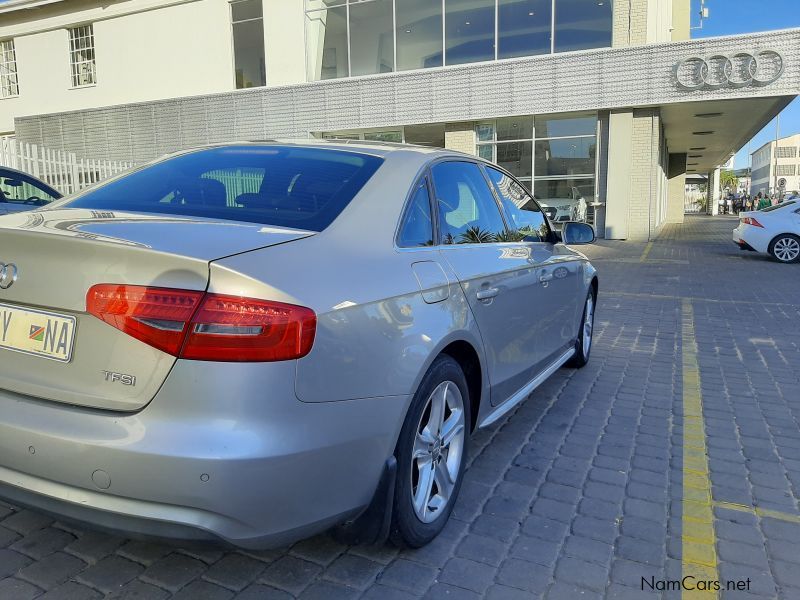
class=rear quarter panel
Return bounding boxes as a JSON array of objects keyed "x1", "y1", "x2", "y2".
[{"x1": 208, "y1": 151, "x2": 489, "y2": 405}]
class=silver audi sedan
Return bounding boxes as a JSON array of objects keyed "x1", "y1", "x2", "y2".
[{"x1": 0, "y1": 141, "x2": 597, "y2": 549}]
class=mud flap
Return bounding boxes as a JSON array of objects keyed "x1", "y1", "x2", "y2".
[{"x1": 332, "y1": 456, "x2": 396, "y2": 546}]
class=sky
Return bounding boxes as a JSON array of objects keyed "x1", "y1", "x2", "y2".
[{"x1": 692, "y1": 0, "x2": 800, "y2": 170}]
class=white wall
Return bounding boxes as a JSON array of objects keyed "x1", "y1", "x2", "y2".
[
  {"x1": 263, "y1": 0, "x2": 305, "y2": 86},
  {"x1": 0, "y1": 0, "x2": 308, "y2": 135}
]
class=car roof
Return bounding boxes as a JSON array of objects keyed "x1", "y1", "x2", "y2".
[
  {"x1": 0, "y1": 165, "x2": 36, "y2": 178},
  {"x1": 179, "y1": 139, "x2": 471, "y2": 160}
]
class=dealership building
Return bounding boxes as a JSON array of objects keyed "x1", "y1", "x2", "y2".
[{"x1": 1, "y1": 0, "x2": 799, "y2": 240}]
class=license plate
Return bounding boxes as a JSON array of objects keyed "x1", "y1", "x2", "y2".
[{"x1": 0, "y1": 302, "x2": 76, "y2": 363}]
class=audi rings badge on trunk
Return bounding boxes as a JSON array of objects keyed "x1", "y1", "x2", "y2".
[{"x1": 0, "y1": 141, "x2": 598, "y2": 548}]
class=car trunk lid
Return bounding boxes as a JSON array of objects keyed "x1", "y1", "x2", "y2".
[{"x1": 0, "y1": 208, "x2": 313, "y2": 411}]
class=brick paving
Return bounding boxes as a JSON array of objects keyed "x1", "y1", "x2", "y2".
[{"x1": 1, "y1": 214, "x2": 798, "y2": 599}]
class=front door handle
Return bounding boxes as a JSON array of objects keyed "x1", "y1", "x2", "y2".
[
  {"x1": 539, "y1": 273, "x2": 554, "y2": 283},
  {"x1": 476, "y1": 287, "x2": 500, "y2": 301}
]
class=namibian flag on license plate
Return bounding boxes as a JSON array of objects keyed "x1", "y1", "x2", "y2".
[{"x1": 29, "y1": 324, "x2": 45, "y2": 342}]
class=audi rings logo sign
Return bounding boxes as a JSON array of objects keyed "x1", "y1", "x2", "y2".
[
  {"x1": 675, "y1": 50, "x2": 784, "y2": 90},
  {"x1": 0, "y1": 263, "x2": 18, "y2": 289}
]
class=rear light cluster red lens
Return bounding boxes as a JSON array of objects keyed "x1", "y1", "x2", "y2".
[
  {"x1": 742, "y1": 217, "x2": 765, "y2": 228},
  {"x1": 86, "y1": 285, "x2": 316, "y2": 362}
]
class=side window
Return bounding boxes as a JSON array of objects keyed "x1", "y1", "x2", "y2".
[
  {"x1": 431, "y1": 161, "x2": 507, "y2": 244},
  {"x1": 0, "y1": 172, "x2": 59, "y2": 206},
  {"x1": 486, "y1": 166, "x2": 549, "y2": 242},
  {"x1": 398, "y1": 178, "x2": 434, "y2": 247}
]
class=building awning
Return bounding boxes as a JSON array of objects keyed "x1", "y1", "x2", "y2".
[{"x1": 662, "y1": 96, "x2": 791, "y2": 174}]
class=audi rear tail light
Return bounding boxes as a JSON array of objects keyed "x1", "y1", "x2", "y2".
[
  {"x1": 182, "y1": 293, "x2": 316, "y2": 361},
  {"x1": 87, "y1": 285, "x2": 316, "y2": 362},
  {"x1": 87, "y1": 285, "x2": 203, "y2": 356},
  {"x1": 742, "y1": 217, "x2": 765, "y2": 228}
]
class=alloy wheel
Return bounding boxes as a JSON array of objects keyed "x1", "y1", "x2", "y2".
[
  {"x1": 773, "y1": 237, "x2": 800, "y2": 262},
  {"x1": 583, "y1": 295, "x2": 595, "y2": 358},
  {"x1": 411, "y1": 380, "x2": 465, "y2": 523}
]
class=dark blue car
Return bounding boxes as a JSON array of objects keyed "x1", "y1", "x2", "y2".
[{"x1": 0, "y1": 166, "x2": 62, "y2": 215}]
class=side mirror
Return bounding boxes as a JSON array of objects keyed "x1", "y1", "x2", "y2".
[{"x1": 562, "y1": 221, "x2": 595, "y2": 245}]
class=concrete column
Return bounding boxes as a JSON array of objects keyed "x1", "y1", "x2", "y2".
[
  {"x1": 604, "y1": 107, "x2": 663, "y2": 241},
  {"x1": 709, "y1": 168, "x2": 721, "y2": 215},
  {"x1": 605, "y1": 110, "x2": 632, "y2": 239},
  {"x1": 666, "y1": 153, "x2": 687, "y2": 224},
  {"x1": 444, "y1": 123, "x2": 477, "y2": 155},
  {"x1": 612, "y1": 0, "x2": 658, "y2": 47}
]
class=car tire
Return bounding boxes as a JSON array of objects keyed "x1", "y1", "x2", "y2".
[
  {"x1": 768, "y1": 234, "x2": 800, "y2": 263},
  {"x1": 566, "y1": 289, "x2": 596, "y2": 369},
  {"x1": 390, "y1": 355, "x2": 470, "y2": 548}
]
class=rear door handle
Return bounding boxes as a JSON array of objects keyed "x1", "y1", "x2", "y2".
[{"x1": 476, "y1": 287, "x2": 500, "y2": 301}]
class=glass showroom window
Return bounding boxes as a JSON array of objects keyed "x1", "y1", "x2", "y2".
[
  {"x1": 350, "y1": 0, "x2": 394, "y2": 76},
  {"x1": 554, "y1": 0, "x2": 612, "y2": 52},
  {"x1": 69, "y1": 25, "x2": 96, "y2": 87},
  {"x1": 476, "y1": 112, "x2": 598, "y2": 224},
  {"x1": 445, "y1": 0, "x2": 495, "y2": 65},
  {"x1": 396, "y1": 0, "x2": 443, "y2": 70},
  {"x1": 231, "y1": 0, "x2": 266, "y2": 88},
  {"x1": 498, "y1": 0, "x2": 552, "y2": 59},
  {"x1": 305, "y1": 0, "x2": 612, "y2": 81},
  {"x1": 306, "y1": 1, "x2": 349, "y2": 80},
  {"x1": 0, "y1": 39, "x2": 19, "y2": 98}
]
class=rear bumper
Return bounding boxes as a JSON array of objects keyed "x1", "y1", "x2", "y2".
[
  {"x1": 0, "y1": 361, "x2": 409, "y2": 548},
  {"x1": 732, "y1": 224, "x2": 769, "y2": 254},
  {"x1": 0, "y1": 467, "x2": 353, "y2": 548}
]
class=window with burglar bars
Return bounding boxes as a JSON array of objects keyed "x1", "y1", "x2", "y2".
[
  {"x1": 0, "y1": 39, "x2": 19, "y2": 98},
  {"x1": 69, "y1": 25, "x2": 96, "y2": 87}
]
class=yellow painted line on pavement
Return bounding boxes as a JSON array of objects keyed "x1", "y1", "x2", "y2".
[
  {"x1": 713, "y1": 500, "x2": 800, "y2": 524},
  {"x1": 681, "y1": 299, "x2": 719, "y2": 599},
  {"x1": 639, "y1": 241, "x2": 654, "y2": 262}
]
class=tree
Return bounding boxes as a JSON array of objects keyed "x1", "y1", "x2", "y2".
[{"x1": 720, "y1": 170, "x2": 738, "y2": 194}]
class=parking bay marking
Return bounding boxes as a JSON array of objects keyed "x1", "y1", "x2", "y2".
[
  {"x1": 681, "y1": 298, "x2": 720, "y2": 598},
  {"x1": 606, "y1": 291, "x2": 800, "y2": 309},
  {"x1": 713, "y1": 500, "x2": 800, "y2": 524}
]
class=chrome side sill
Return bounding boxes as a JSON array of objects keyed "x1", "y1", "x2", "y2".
[{"x1": 477, "y1": 347, "x2": 575, "y2": 429}]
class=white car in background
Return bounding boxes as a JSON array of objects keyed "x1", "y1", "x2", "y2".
[
  {"x1": 539, "y1": 187, "x2": 588, "y2": 224},
  {"x1": 733, "y1": 200, "x2": 800, "y2": 263}
]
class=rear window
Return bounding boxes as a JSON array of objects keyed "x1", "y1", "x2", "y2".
[
  {"x1": 759, "y1": 200, "x2": 796, "y2": 212},
  {"x1": 62, "y1": 146, "x2": 383, "y2": 231}
]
